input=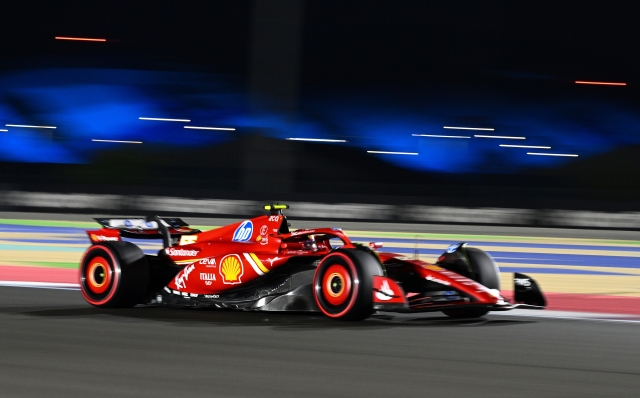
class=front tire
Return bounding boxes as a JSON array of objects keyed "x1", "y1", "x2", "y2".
[
  {"x1": 313, "y1": 250, "x2": 383, "y2": 320},
  {"x1": 467, "y1": 247, "x2": 500, "y2": 291},
  {"x1": 444, "y1": 248, "x2": 500, "y2": 319},
  {"x1": 80, "y1": 242, "x2": 148, "y2": 308}
]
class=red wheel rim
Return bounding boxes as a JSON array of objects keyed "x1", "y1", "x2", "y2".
[
  {"x1": 85, "y1": 256, "x2": 112, "y2": 295},
  {"x1": 322, "y1": 264, "x2": 352, "y2": 306},
  {"x1": 80, "y1": 245, "x2": 121, "y2": 306}
]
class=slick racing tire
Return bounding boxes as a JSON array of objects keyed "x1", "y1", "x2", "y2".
[
  {"x1": 444, "y1": 248, "x2": 500, "y2": 319},
  {"x1": 80, "y1": 242, "x2": 149, "y2": 308},
  {"x1": 467, "y1": 248, "x2": 500, "y2": 292},
  {"x1": 313, "y1": 249, "x2": 384, "y2": 320}
]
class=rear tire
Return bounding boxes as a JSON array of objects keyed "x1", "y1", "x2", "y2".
[
  {"x1": 443, "y1": 248, "x2": 500, "y2": 319},
  {"x1": 313, "y1": 249, "x2": 383, "y2": 320},
  {"x1": 80, "y1": 242, "x2": 149, "y2": 308}
]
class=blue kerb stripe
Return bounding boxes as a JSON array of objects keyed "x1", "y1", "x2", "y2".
[
  {"x1": 2, "y1": 224, "x2": 640, "y2": 270},
  {"x1": 0, "y1": 226, "x2": 89, "y2": 234},
  {"x1": 3, "y1": 225, "x2": 639, "y2": 253},
  {"x1": 8, "y1": 233, "x2": 639, "y2": 256},
  {"x1": 499, "y1": 267, "x2": 633, "y2": 276},
  {"x1": 350, "y1": 236, "x2": 640, "y2": 253},
  {"x1": 388, "y1": 247, "x2": 640, "y2": 268}
]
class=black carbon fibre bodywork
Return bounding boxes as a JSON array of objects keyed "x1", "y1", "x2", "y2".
[{"x1": 151, "y1": 255, "x2": 320, "y2": 312}]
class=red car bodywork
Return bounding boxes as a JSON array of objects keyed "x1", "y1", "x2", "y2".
[{"x1": 85, "y1": 213, "x2": 513, "y2": 314}]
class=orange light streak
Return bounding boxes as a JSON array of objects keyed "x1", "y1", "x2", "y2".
[
  {"x1": 55, "y1": 37, "x2": 107, "y2": 42},
  {"x1": 574, "y1": 81, "x2": 626, "y2": 86}
]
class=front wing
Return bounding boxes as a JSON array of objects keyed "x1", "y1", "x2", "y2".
[{"x1": 372, "y1": 273, "x2": 546, "y2": 313}]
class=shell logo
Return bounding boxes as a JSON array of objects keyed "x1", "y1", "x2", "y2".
[{"x1": 219, "y1": 254, "x2": 243, "y2": 284}]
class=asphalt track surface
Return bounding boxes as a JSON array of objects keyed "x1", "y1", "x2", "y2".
[
  {"x1": 2, "y1": 286, "x2": 640, "y2": 398},
  {"x1": 2, "y1": 212, "x2": 640, "y2": 397}
]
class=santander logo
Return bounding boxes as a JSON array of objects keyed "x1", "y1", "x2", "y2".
[{"x1": 165, "y1": 247, "x2": 200, "y2": 257}]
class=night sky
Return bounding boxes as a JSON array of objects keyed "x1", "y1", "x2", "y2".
[
  {"x1": 1, "y1": 1, "x2": 640, "y2": 200},
  {"x1": 2, "y1": 1, "x2": 638, "y2": 89}
]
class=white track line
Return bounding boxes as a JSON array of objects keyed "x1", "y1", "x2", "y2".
[
  {"x1": 495, "y1": 309, "x2": 640, "y2": 324},
  {"x1": 0, "y1": 281, "x2": 79, "y2": 290}
]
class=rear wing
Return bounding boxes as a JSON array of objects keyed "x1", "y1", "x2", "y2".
[
  {"x1": 87, "y1": 217, "x2": 200, "y2": 247},
  {"x1": 94, "y1": 217, "x2": 191, "y2": 230}
]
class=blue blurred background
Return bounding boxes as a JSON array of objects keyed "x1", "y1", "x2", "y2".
[
  {"x1": 4, "y1": 66, "x2": 638, "y2": 172},
  {"x1": 1, "y1": 0, "x2": 639, "y2": 209}
]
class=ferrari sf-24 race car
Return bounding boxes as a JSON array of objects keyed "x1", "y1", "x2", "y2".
[{"x1": 79, "y1": 204, "x2": 546, "y2": 320}]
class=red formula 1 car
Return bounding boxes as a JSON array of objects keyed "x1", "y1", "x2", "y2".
[{"x1": 79, "y1": 204, "x2": 546, "y2": 320}]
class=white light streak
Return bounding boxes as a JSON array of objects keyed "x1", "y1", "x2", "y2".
[
  {"x1": 474, "y1": 135, "x2": 526, "y2": 140},
  {"x1": 286, "y1": 138, "x2": 347, "y2": 142},
  {"x1": 0, "y1": 129, "x2": 7, "y2": 132},
  {"x1": 367, "y1": 151, "x2": 418, "y2": 155},
  {"x1": 92, "y1": 139, "x2": 142, "y2": 144},
  {"x1": 139, "y1": 117, "x2": 191, "y2": 122},
  {"x1": 6, "y1": 124, "x2": 56, "y2": 129},
  {"x1": 184, "y1": 126, "x2": 236, "y2": 131},
  {"x1": 412, "y1": 134, "x2": 470, "y2": 139},
  {"x1": 527, "y1": 152, "x2": 578, "y2": 157},
  {"x1": 443, "y1": 126, "x2": 494, "y2": 131},
  {"x1": 500, "y1": 144, "x2": 551, "y2": 149}
]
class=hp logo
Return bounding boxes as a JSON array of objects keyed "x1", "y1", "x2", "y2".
[{"x1": 232, "y1": 220, "x2": 253, "y2": 242}]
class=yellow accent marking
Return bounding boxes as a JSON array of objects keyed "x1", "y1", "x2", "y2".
[
  {"x1": 179, "y1": 235, "x2": 198, "y2": 245},
  {"x1": 327, "y1": 272, "x2": 345, "y2": 297},
  {"x1": 264, "y1": 204, "x2": 289, "y2": 210},
  {"x1": 499, "y1": 272, "x2": 640, "y2": 296},
  {"x1": 174, "y1": 259, "x2": 200, "y2": 264},
  {"x1": 250, "y1": 253, "x2": 269, "y2": 273},
  {"x1": 88, "y1": 263, "x2": 106, "y2": 287}
]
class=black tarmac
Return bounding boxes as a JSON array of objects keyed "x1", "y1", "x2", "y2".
[{"x1": 1, "y1": 287, "x2": 640, "y2": 397}]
